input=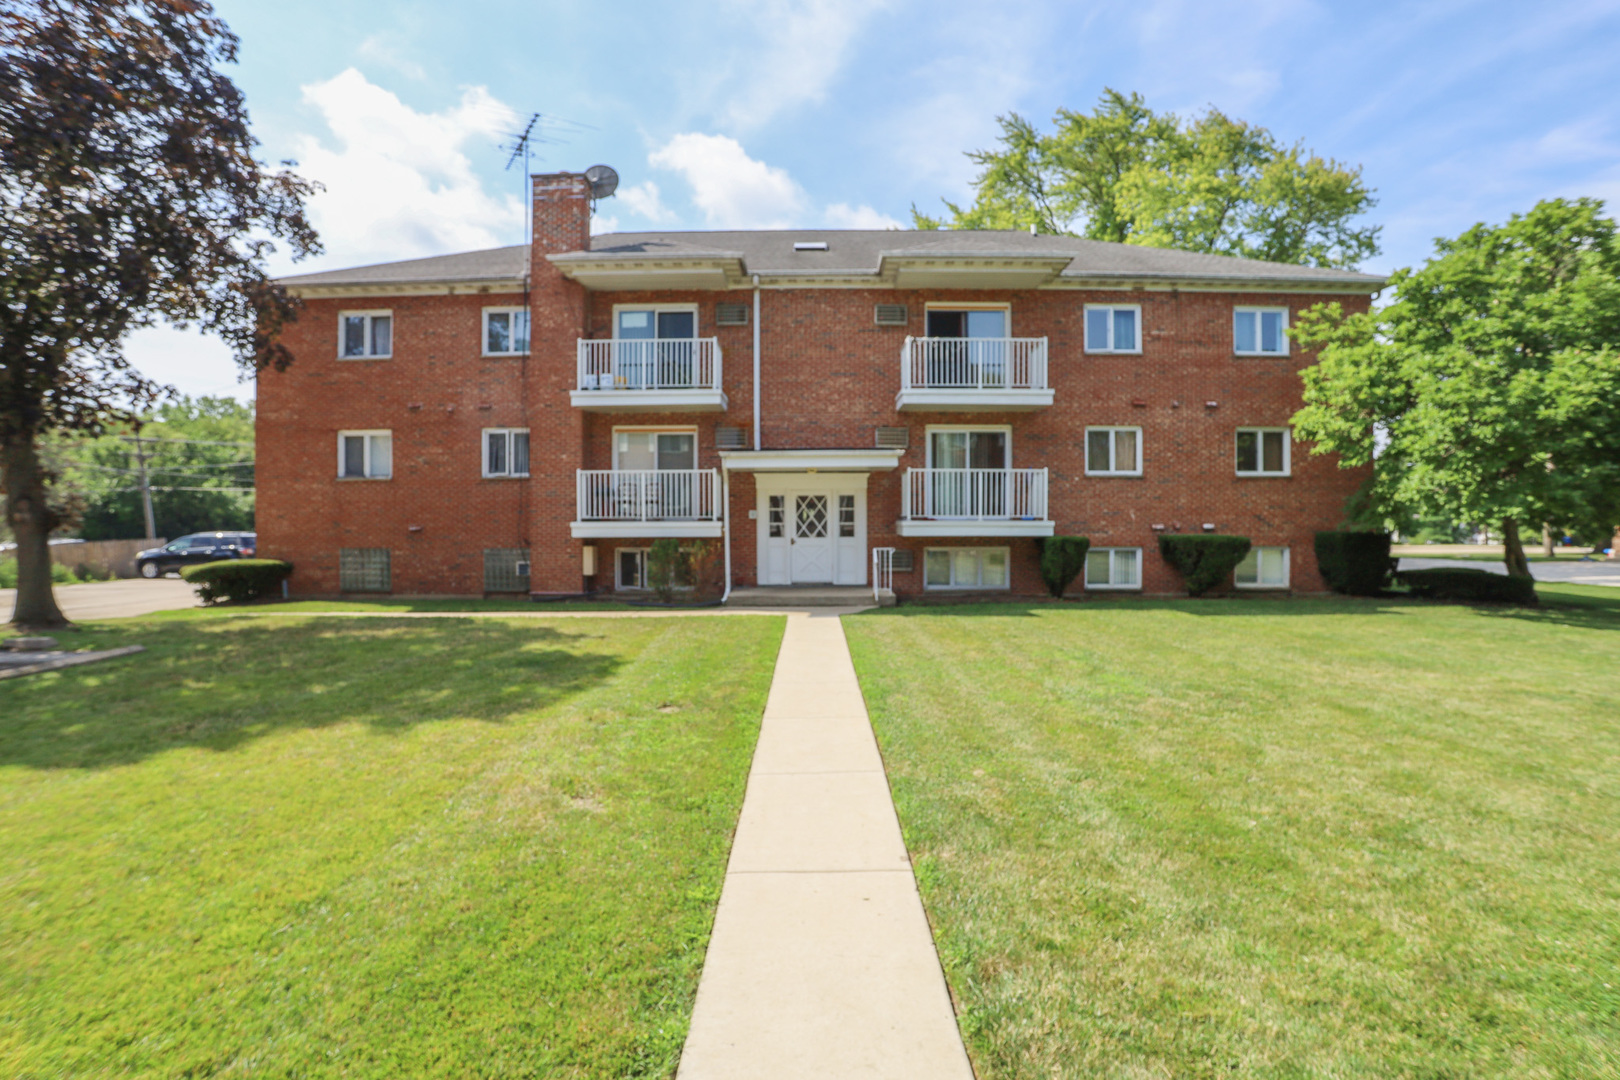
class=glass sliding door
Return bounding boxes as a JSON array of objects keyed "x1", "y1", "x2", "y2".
[{"x1": 928, "y1": 429, "x2": 1008, "y2": 517}]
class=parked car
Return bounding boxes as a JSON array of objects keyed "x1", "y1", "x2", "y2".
[{"x1": 136, "y1": 532, "x2": 256, "y2": 578}]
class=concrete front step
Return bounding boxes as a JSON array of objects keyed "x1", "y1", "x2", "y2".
[{"x1": 726, "y1": 586, "x2": 875, "y2": 608}]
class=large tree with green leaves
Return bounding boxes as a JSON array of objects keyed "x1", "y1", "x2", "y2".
[
  {"x1": 0, "y1": 0, "x2": 316, "y2": 628},
  {"x1": 916, "y1": 89, "x2": 1380, "y2": 269},
  {"x1": 1291, "y1": 198, "x2": 1620, "y2": 577}
]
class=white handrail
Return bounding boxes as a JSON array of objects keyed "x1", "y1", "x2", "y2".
[
  {"x1": 901, "y1": 337, "x2": 1048, "y2": 391},
  {"x1": 576, "y1": 339, "x2": 722, "y2": 392},
  {"x1": 575, "y1": 469, "x2": 722, "y2": 522},
  {"x1": 901, "y1": 468, "x2": 1048, "y2": 521},
  {"x1": 871, "y1": 546, "x2": 895, "y2": 602}
]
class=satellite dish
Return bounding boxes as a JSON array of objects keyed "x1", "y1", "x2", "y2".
[{"x1": 585, "y1": 164, "x2": 619, "y2": 200}]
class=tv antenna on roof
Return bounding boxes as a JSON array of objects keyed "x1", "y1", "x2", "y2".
[{"x1": 498, "y1": 112, "x2": 599, "y2": 241}]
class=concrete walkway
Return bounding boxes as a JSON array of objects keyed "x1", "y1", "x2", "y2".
[{"x1": 677, "y1": 611, "x2": 974, "y2": 1080}]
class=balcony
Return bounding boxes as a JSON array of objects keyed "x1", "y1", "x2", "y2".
[
  {"x1": 898, "y1": 468, "x2": 1053, "y2": 537},
  {"x1": 570, "y1": 339, "x2": 727, "y2": 412},
  {"x1": 895, "y1": 337, "x2": 1052, "y2": 412},
  {"x1": 571, "y1": 469, "x2": 723, "y2": 538}
]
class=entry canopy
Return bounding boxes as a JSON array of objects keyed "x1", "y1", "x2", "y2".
[{"x1": 719, "y1": 449, "x2": 903, "y2": 472}]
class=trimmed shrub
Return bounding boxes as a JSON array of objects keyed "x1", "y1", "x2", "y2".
[
  {"x1": 646, "y1": 538, "x2": 687, "y2": 604},
  {"x1": 1037, "y1": 536, "x2": 1090, "y2": 598},
  {"x1": 1157, "y1": 534, "x2": 1252, "y2": 596},
  {"x1": 180, "y1": 559, "x2": 293, "y2": 605},
  {"x1": 1399, "y1": 568, "x2": 1537, "y2": 604},
  {"x1": 1315, "y1": 530, "x2": 1396, "y2": 595}
]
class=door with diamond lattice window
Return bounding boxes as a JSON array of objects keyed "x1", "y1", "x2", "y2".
[{"x1": 790, "y1": 493, "x2": 833, "y2": 582}]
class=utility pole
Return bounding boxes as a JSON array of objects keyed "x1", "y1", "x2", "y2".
[{"x1": 132, "y1": 432, "x2": 157, "y2": 541}]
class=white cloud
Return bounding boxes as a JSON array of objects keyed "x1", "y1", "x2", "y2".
[
  {"x1": 590, "y1": 213, "x2": 620, "y2": 235},
  {"x1": 824, "y1": 202, "x2": 904, "y2": 229},
  {"x1": 617, "y1": 180, "x2": 675, "y2": 223},
  {"x1": 648, "y1": 133, "x2": 808, "y2": 228},
  {"x1": 713, "y1": 0, "x2": 895, "y2": 130},
  {"x1": 290, "y1": 69, "x2": 523, "y2": 268}
]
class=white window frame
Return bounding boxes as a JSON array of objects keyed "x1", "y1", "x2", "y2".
[
  {"x1": 611, "y1": 425, "x2": 699, "y2": 471},
  {"x1": 1084, "y1": 546, "x2": 1142, "y2": 590},
  {"x1": 923, "y1": 546, "x2": 1011, "y2": 590},
  {"x1": 1083, "y1": 303, "x2": 1143, "y2": 355},
  {"x1": 482, "y1": 307, "x2": 530, "y2": 356},
  {"x1": 338, "y1": 310, "x2": 393, "y2": 359},
  {"x1": 1233, "y1": 306, "x2": 1290, "y2": 357},
  {"x1": 610, "y1": 302, "x2": 700, "y2": 339},
  {"x1": 1235, "y1": 427, "x2": 1292, "y2": 477},
  {"x1": 1084, "y1": 426, "x2": 1143, "y2": 476},
  {"x1": 923, "y1": 424, "x2": 1013, "y2": 469},
  {"x1": 1235, "y1": 546, "x2": 1291, "y2": 589},
  {"x1": 337, "y1": 430, "x2": 392, "y2": 480},
  {"x1": 482, "y1": 428, "x2": 530, "y2": 478}
]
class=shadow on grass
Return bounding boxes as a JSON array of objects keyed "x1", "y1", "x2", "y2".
[
  {"x1": 856, "y1": 582, "x2": 1620, "y2": 631},
  {"x1": 0, "y1": 616, "x2": 625, "y2": 771}
]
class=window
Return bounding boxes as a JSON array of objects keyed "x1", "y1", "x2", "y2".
[
  {"x1": 768, "y1": 494, "x2": 785, "y2": 538},
  {"x1": 614, "y1": 429, "x2": 696, "y2": 471},
  {"x1": 1236, "y1": 428, "x2": 1290, "y2": 476},
  {"x1": 616, "y1": 548, "x2": 691, "y2": 590},
  {"x1": 1084, "y1": 304, "x2": 1140, "y2": 353},
  {"x1": 927, "y1": 427, "x2": 1009, "y2": 469},
  {"x1": 339, "y1": 548, "x2": 390, "y2": 592},
  {"x1": 1085, "y1": 547, "x2": 1141, "y2": 590},
  {"x1": 838, "y1": 494, "x2": 855, "y2": 538},
  {"x1": 1236, "y1": 546, "x2": 1290, "y2": 588},
  {"x1": 1085, "y1": 427, "x2": 1141, "y2": 475},
  {"x1": 925, "y1": 307, "x2": 1007, "y2": 339},
  {"x1": 924, "y1": 547, "x2": 1009, "y2": 590},
  {"x1": 338, "y1": 431, "x2": 392, "y2": 479},
  {"x1": 340, "y1": 311, "x2": 392, "y2": 358},
  {"x1": 1234, "y1": 307, "x2": 1289, "y2": 356},
  {"x1": 484, "y1": 308, "x2": 530, "y2": 355},
  {"x1": 615, "y1": 306, "x2": 697, "y2": 340},
  {"x1": 483, "y1": 428, "x2": 530, "y2": 477},
  {"x1": 483, "y1": 548, "x2": 531, "y2": 592}
]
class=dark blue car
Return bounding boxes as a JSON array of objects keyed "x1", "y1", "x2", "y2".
[{"x1": 136, "y1": 532, "x2": 256, "y2": 578}]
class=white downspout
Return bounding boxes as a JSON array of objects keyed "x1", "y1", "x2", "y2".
[
  {"x1": 721, "y1": 467, "x2": 733, "y2": 603},
  {"x1": 752, "y1": 274, "x2": 761, "y2": 450}
]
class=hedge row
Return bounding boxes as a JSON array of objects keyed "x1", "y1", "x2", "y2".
[
  {"x1": 180, "y1": 559, "x2": 293, "y2": 604},
  {"x1": 1399, "y1": 568, "x2": 1537, "y2": 604},
  {"x1": 1155, "y1": 534, "x2": 1252, "y2": 596},
  {"x1": 1314, "y1": 530, "x2": 1396, "y2": 595}
]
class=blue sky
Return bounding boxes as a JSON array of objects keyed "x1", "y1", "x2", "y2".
[{"x1": 136, "y1": 0, "x2": 1620, "y2": 398}]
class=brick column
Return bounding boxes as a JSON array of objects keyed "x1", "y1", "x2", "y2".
[{"x1": 527, "y1": 172, "x2": 591, "y2": 595}]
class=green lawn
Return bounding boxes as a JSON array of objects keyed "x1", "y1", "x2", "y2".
[
  {"x1": 0, "y1": 610, "x2": 783, "y2": 1079},
  {"x1": 845, "y1": 584, "x2": 1620, "y2": 1079}
]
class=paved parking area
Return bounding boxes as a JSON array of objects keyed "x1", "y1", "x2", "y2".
[{"x1": 3, "y1": 578, "x2": 198, "y2": 623}]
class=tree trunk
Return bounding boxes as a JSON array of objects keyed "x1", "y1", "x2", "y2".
[
  {"x1": 1501, "y1": 518, "x2": 1533, "y2": 579},
  {"x1": 1542, "y1": 524, "x2": 1555, "y2": 558},
  {"x1": 1, "y1": 429, "x2": 68, "y2": 629},
  {"x1": 1610, "y1": 527, "x2": 1620, "y2": 562}
]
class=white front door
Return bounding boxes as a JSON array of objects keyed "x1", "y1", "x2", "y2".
[
  {"x1": 789, "y1": 494, "x2": 833, "y2": 582},
  {"x1": 756, "y1": 474, "x2": 868, "y2": 586}
]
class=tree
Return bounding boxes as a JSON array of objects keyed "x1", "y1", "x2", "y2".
[
  {"x1": 50, "y1": 396, "x2": 255, "y2": 540},
  {"x1": 1291, "y1": 198, "x2": 1620, "y2": 578},
  {"x1": 0, "y1": 1, "x2": 317, "y2": 628},
  {"x1": 914, "y1": 89, "x2": 1380, "y2": 269}
]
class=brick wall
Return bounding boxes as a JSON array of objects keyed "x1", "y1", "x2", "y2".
[{"x1": 258, "y1": 171, "x2": 1370, "y2": 598}]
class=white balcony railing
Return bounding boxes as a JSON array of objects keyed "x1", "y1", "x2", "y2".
[
  {"x1": 901, "y1": 337, "x2": 1048, "y2": 391},
  {"x1": 576, "y1": 339, "x2": 722, "y2": 393},
  {"x1": 901, "y1": 468, "x2": 1049, "y2": 521},
  {"x1": 576, "y1": 469, "x2": 721, "y2": 523}
]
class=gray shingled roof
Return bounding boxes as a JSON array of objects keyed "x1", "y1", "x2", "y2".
[{"x1": 280, "y1": 230, "x2": 1384, "y2": 288}]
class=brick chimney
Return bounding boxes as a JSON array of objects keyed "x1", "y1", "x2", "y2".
[{"x1": 531, "y1": 171, "x2": 591, "y2": 255}]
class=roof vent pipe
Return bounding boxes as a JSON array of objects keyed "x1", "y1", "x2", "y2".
[{"x1": 752, "y1": 274, "x2": 761, "y2": 450}]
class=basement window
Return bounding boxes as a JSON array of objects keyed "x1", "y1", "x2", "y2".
[
  {"x1": 1236, "y1": 546, "x2": 1290, "y2": 588},
  {"x1": 924, "y1": 547, "x2": 1009, "y2": 590},
  {"x1": 1085, "y1": 547, "x2": 1141, "y2": 590}
]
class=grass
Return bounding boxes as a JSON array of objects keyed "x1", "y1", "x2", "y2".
[
  {"x1": 844, "y1": 583, "x2": 1620, "y2": 1079},
  {"x1": 266, "y1": 596, "x2": 638, "y2": 612},
  {"x1": 0, "y1": 609, "x2": 783, "y2": 1079}
]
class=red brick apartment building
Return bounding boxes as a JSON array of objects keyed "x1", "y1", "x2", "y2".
[{"x1": 257, "y1": 170, "x2": 1383, "y2": 600}]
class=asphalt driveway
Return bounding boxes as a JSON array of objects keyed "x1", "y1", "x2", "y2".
[{"x1": 3, "y1": 578, "x2": 199, "y2": 624}]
